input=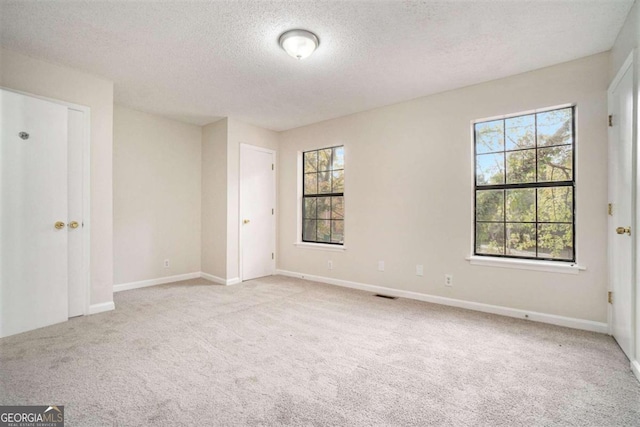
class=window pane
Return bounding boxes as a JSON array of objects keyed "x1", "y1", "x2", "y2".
[
  {"x1": 476, "y1": 223, "x2": 505, "y2": 255},
  {"x1": 537, "y1": 108, "x2": 572, "y2": 147},
  {"x1": 332, "y1": 146, "x2": 344, "y2": 169},
  {"x1": 537, "y1": 223, "x2": 573, "y2": 260},
  {"x1": 506, "y1": 188, "x2": 535, "y2": 222},
  {"x1": 317, "y1": 197, "x2": 331, "y2": 219},
  {"x1": 331, "y1": 220, "x2": 344, "y2": 243},
  {"x1": 318, "y1": 149, "x2": 332, "y2": 171},
  {"x1": 332, "y1": 196, "x2": 344, "y2": 219},
  {"x1": 506, "y1": 149, "x2": 536, "y2": 184},
  {"x1": 304, "y1": 151, "x2": 318, "y2": 173},
  {"x1": 318, "y1": 170, "x2": 331, "y2": 193},
  {"x1": 537, "y1": 187, "x2": 572, "y2": 223},
  {"x1": 317, "y1": 220, "x2": 331, "y2": 242},
  {"x1": 476, "y1": 190, "x2": 504, "y2": 222},
  {"x1": 303, "y1": 219, "x2": 316, "y2": 241},
  {"x1": 304, "y1": 173, "x2": 317, "y2": 195},
  {"x1": 331, "y1": 170, "x2": 344, "y2": 193},
  {"x1": 303, "y1": 198, "x2": 316, "y2": 219},
  {"x1": 475, "y1": 120, "x2": 504, "y2": 154},
  {"x1": 538, "y1": 145, "x2": 572, "y2": 182},
  {"x1": 506, "y1": 223, "x2": 536, "y2": 257},
  {"x1": 473, "y1": 108, "x2": 574, "y2": 261},
  {"x1": 476, "y1": 153, "x2": 505, "y2": 185},
  {"x1": 505, "y1": 115, "x2": 535, "y2": 150}
]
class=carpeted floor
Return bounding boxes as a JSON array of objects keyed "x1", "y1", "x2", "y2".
[{"x1": 1, "y1": 275, "x2": 639, "y2": 426}]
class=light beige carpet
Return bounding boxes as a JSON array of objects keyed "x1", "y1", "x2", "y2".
[{"x1": 1, "y1": 275, "x2": 639, "y2": 426}]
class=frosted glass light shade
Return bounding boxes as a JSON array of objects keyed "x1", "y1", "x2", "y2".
[{"x1": 279, "y1": 30, "x2": 319, "y2": 60}]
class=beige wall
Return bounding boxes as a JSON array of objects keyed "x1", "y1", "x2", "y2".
[
  {"x1": 226, "y1": 118, "x2": 279, "y2": 281},
  {"x1": 201, "y1": 118, "x2": 279, "y2": 281},
  {"x1": 201, "y1": 119, "x2": 228, "y2": 278},
  {"x1": 278, "y1": 53, "x2": 610, "y2": 323},
  {"x1": 0, "y1": 48, "x2": 114, "y2": 305},
  {"x1": 610, "y1": 0, "x2": 640, "y2": 369},
  {"x1": 610, "y1": 0, "x2": 639, "y2": 80},
  {"x1": 113, "y1": 106, "x2": 201, "y2": 284}
]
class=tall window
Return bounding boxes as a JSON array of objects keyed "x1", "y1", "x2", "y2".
[
  {"x1": 474, "y1": 106, "x2": 575, "y2": 261},
  {"x1": 302, "y1": 146, "x2": 344, "y2": 244}
]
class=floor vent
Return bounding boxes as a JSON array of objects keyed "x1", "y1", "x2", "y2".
[{"x1": 375, "y1": 294, "x2": 398, "y2": 300}]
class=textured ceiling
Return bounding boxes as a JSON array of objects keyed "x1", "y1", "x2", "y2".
[{"x1": 0, "y1": 0, "x2": 633, "y2": 131}]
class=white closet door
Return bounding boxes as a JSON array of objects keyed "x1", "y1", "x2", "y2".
[
  {"x1": 0, "y1": 89, "x2": 69, "y2": 338},
  {"x1": 67, "y1": 109, "x2": 85, "y2": 317},
  {"x1": 608, "y1": 62, "x2": 634, "y2": 359},
  {"x1": 240, "y1": 144, "x2": 276, "y2": 281}
]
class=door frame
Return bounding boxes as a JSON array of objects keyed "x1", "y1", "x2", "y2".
[
  {"x1": 2, "y1": 86, "x2": 92, "y2": 316},
  {"x1": 607, "y1": 51, "x2": 636, "y2": 362},
  {"x1": 238, "y1": 143, "x2": 276, "y2": 282}
]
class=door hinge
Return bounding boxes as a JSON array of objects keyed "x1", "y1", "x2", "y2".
[
  {"x1": 608, "y1": 291, "x2": 613, "y2": 304},
  {"x1": 609, "y1": 115, "x2": 613, "y2": 127},
  {"x1": 608, "y1": 203, "x2": 613, "y2": 216},
  {"x1": 272, "y1": 252, "x2": 274, "y2": 260},
  {"x1": 272, "y1": 208, "x2": 274, "y2": 215},
  {"x1": 272, "y1": 163, "x2": 274, "y2": 170}
]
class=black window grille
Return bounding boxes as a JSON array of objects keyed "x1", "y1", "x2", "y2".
[
  {"x1": 302, "y1": 146, "x2": 344, "y2": 244},
  {"x1": 474, "y1": 106, "x2": 575, "y2": 261}
]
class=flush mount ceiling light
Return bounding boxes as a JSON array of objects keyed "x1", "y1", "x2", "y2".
[{"x1": 278, "y1": 29, "x2": 319, "y2": 60}]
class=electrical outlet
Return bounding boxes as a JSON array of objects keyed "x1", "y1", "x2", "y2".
[
  {"x1": 378, "y1": 261, "x2": 385, "y2": 272},
  {"x1": 164, "y1": 259, "x2": 170, "y2": 268},
  {"x1": 445, "y1": 274, "x2": 453, "y2": 287},
  {"x1": 328, "y1": 260, "x2": 333, "y2": 270},
  {"x1": 416, "y1": 265, "x2": 424, "y2": 276}
]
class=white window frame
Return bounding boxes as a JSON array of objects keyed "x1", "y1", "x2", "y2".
[
  {"x1": 294, "y1": 149, "x2": 347, "y2": 252},
  {"x1": 467, "y1": 103, "x2": 586, "y2": 273}
]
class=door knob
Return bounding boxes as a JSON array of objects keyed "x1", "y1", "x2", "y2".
[
  {"x1": 54, "y1": 221, "x2": 66, "y2": 230},
  {"x1": 68, "y1": 221, "x2": 80, "y2": 229},
  {"x1": 616, "y1": 226, "x2": 631, "y2": 235},
  {"x1": 243, "y1": 219, "x2": 250, "y2": 224}
]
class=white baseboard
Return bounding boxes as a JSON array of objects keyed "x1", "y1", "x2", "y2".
[
  {"x1": 632, "y1": 360, "x2": 640, "y2": 383},
  {"x1": 276, "y1": 269, "x2": 608, "y2": 334},
  {"x1": 88, "y1": 301, "x2": 115, "y2": 315},
  {"x1": 201, "y1": 272, "x2": 241, "y2": 286},
  {"x1": 113, "y1": 272, "x2": 201, "y2": 292}
]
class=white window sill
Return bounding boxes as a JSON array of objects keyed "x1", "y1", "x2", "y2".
[
  {"x1": 294, "y1": 242, "x2": 347, "y2": 252},
  {"x1": 466, "y1": 256, "x2": 586, "y2": 275}
]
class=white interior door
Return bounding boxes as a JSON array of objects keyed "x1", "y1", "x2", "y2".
[
  {"x1": 67, "y1": 109, "x2": 85, "y2": 317},
  {"x1": 608, "y1": 59, "x2": 634, "y2": 359},
  {"x1": 1, "y1": 89, "x2": 69, "y2": 338},
  {"x1": 240, "y1": 144, "x2": 276, "y2": 281}
]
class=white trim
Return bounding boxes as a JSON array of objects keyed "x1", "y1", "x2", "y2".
[
  {"x1": 239, "y1": 143, "x2": 277, "y2": 282},
  {"x1": 201, "y1": 272, "x2": 241, "y2": 286},
  {"x1": 80, "y1": 108, "x2": 91, "y2": 317},
  {"x1": 608, "y1": 52, "x2": 634, "y2": 94},
  {"x1": 296, "y1": 146, "x2": 347, "y2": 247},
  {"x1": 1, "y1": 86, "x2": 92, "y2": 317},
  {"x1": 469, "y1": 103, "x2": 581, "y2": 273},
  {"x1": 466, "y1": 256, "x2": 585, "y2": 274},
  {"x1": 631, "y1": 360, "x2": 640, "y2": 383},
  {"x1": 294, "y1": 242, "x2": 347, "y2": 252},
  {"x1": 88, "y1": 301, "x2": 115, "y2": 315},
  {"x1": 113, "y1": 272, "x2": 201, "y2": 292},
  {"x1": 472, "y1": 102, "x2": 575, "y2": 125},
  {"x1": 276, "y1": 269, "x2": 608, "y2": 334}
]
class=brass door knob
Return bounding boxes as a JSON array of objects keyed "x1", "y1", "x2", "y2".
[
  {"x1": 54, "y1": 221, "x2": 66, "y2": 230},
  {"x1": 69, "y1": 221, "x2": 80, "y2": 229},
  {"x1": 616, "y1": 226, "x2": 631, "y2": 235},
  {"x1": 243, "y1": 219, "x2": 250, "y2": 224}
]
